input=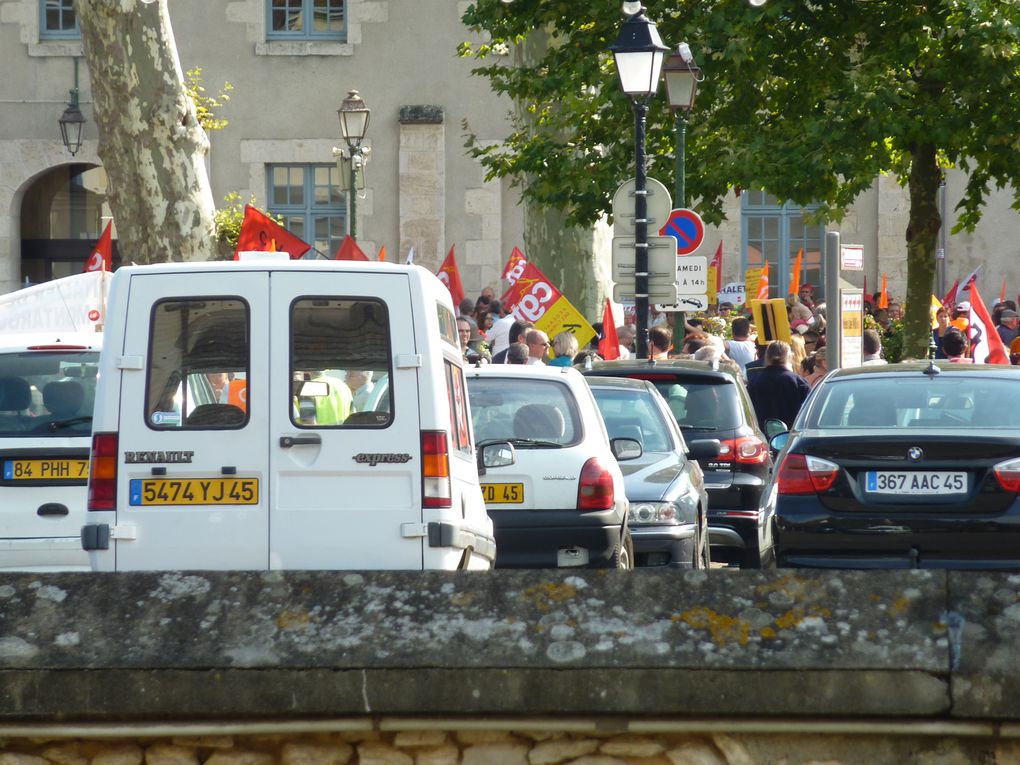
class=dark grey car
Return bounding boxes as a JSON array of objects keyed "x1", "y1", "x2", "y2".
[{"x1": 586, "y1": 376, "x2": 718, "y2": 568}]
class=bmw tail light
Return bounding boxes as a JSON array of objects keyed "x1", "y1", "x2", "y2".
[
  {"x1": 994, "y1": 456, "x2": 1020, "y2": 493},
  {"x1": 577, "y1": 458, "x2": 615, "y2": 510},
  {"x1": 87, "y1": 432, "x2": 118, "y2": 511},
  {"x1": 777, "y1": 453, "x2": 839, "y2": 495},
  {"x1": 716, "y1": 436, "x2": 768, "y2": 465}
]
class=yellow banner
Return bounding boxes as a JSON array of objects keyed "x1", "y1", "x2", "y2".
[
  {"x1": 535, "y1": 295, "x2": 596, "y2": 350},
  {"x1": 745, "y1": 268, "x2": 763, "y2": 304},
  {"x1": 749, "y1": 298, "x2": 792, "y2": 345},
  {"x1": 707, "y1": 267, "x2": 718, "y2": 304}
]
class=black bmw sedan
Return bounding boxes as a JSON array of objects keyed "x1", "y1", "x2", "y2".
[{"x1": 768, "y1": 362, "x2": 1020, "y2": 569}]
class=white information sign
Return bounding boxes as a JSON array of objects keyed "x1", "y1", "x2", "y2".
[
  {"x1": 840, "y1": 289, "x2": 864, "y2": 368},
  {"x1": 840, "y1": 244, "x2": 864, "y2": 272},
  {"x1": 718, "y1": 282, "x2": 747, "y2": 306}
]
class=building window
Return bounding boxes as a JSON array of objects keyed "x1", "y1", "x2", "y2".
[
  {"x1": 40, "y1": 0, "x2": 79, "y2": 39},
  {"x1": 267, "y1": 0, "x2": 346, "y2": 40},
  {"x1": 741, "y1": 191, "x2": 825, "y2": 298},
  {"x1": 267, "y1": 164, "x2": 345, "y2": 258}
]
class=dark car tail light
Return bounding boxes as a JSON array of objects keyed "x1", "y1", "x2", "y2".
[
  {"x1": 777, "y1": 453, "x2": 839, "y2": 495},
  {"x1": 716, "y1": 435, "x2": 768, "y2": 465},
  {"x1": 577, "y1": 457, "x2": 614, "y2": 510},
  {"x1": 994, "y1": 456, "x2": 1020, "y2": 493},
  {"x1": 87, "y1": 432, "x2": 118, "y2": 511}
]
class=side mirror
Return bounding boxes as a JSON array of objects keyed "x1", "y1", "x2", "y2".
[
  {"x1": 477, "y1": 441, "x2": 516, "y2": 476},
  {"x1": 764, "y1": 418, "x2": 788, "y2": 438},
  {"x1": 769, "y1": 432, "x2": 789, "y2": 453},
  {"x1": 611, "y1": 437, "x2": 642, "y2": 461},
  {"x1": 686, "y1": 438, "x2": 722, "y2": 460}
]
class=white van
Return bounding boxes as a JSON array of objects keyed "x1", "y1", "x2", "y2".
[
  {"x1": 0, "y1": 332, "x2": 101, "y2": 571},
  {"x1": 81, "y1": 260, "x2": 496, "y2": 570}
]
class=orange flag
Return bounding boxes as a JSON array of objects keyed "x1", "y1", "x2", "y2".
[
  {"x1": 378, "y1": 245, "x2": 387, "y2": 262},
  {"x1": 598, "y1": 299, "x2": 620, "y2": 360},
  {"x1": 756, "y1": 261, "x2": 770, "y2": 301},
  {"x1": 85, "y1": 220, "x2": 113, "y2": 272},
  {"x1": 709, "y1": 240, "x2": 722, "y2": 293},
  {"x1": 788, "y1": 248, "x2": 803, "y2": 296},
  {"x1": 234, "y1": 205, "x2": 311, "y2": 260},
  {"x1": 335, "y1": 235, "x2": 369, "y2": 261},
  {"x1": 502, "y1": 246, "x2": 528, "y2": 285},
  {"x1": 878, "y1": 273, "x2": 889, "y2": 309},
  {"x1": 438, "y1": 245, "x2": 466, "y2": 308},
  {"x1": 970, "y1": 284, "x2": 1010, "y2": 364},
  {"x1": 1001, "y1": 278, "x2": 1007, "y2": 304}
]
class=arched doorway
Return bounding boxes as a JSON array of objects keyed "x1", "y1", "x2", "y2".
[{"x1": 20, "y1": 163, "x2": 119, "y2": 283}]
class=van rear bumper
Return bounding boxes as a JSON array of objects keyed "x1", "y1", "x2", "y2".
[
  {"x1": 488, "y1": 507, "x2": 625, "y2": 569},
  {"x1": 427, "y1": 521, "x2": 496, "y2": 564},
  {"x1": 0, "y1": 536, "x2": 90, "y2": 571}
]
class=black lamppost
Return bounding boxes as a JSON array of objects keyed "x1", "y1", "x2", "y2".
[
  {"x1": 611, "y1": 4, "x2": 668, "y2": 360},
  {"x1": 337, "y1": 89, "x2": 371, "y2": 241},
  {"x1": 58, "y1": 58, "x2": 85, "y2": 156}
]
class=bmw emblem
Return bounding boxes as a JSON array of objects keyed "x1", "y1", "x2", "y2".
[{"x1": 907, "y1": 447, "x2": 924, "y2": 462}]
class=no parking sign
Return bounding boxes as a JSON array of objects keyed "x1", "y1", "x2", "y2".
[{"x1": 659, "y1": 208, "x2": 705, "y2": 256}]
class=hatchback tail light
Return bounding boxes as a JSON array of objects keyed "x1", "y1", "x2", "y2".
[
  {"x1": 994, "y1": 456, "x2": 1020, "y2": 493},
  {"x1": 577, "y1": 458, "x2": 615, "y2": 510},
  {"x1": 87, "y1": 432, "x2": 118, "y2": 511},
  {"x1": 716, "y1": 435, "x2": 768, "y2": 465},
  {"x1": 777, "y1": 453, "x2": 839, "y2": 495},
  {"x1": 421, "y1": 430, "x2": 452, "y2": 508}
]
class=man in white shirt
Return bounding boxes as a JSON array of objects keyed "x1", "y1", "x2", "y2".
[{"x1": 524, "y1": 329, "x2": 550, "y2": 365}]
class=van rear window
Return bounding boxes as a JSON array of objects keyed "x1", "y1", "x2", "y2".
[
  {"x1": 290, "y1": 297, "x2": 393, "y2": 427},
  {"x1": 0, "y1": 350, "x2": 99, "y2": 437},
  {"x1": 146, "y1": 298, "x2": 250, "y2": 429}
]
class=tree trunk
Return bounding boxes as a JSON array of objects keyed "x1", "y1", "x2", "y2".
[
  {"x1": 77, "y1": 0, "x2": 216, "y2": 264},
  {"x1": 903, "y1": 143, "x2": 941, "y2": 360}
]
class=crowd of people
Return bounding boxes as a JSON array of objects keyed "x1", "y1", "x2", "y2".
[{"x1": 455, "y1": 281, "x2": 1016, "y2": 430}]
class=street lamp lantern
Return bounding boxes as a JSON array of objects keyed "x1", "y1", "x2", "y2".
[
  {"x1": 610, "y1": 7, "x2": 669, "y2": 98},
  {"x1": 663, "y1": 44, "x2": 701, "y2": 112},
  {"x1": 611, "y1": 7, "x2": 668, "y2": 359},
  {"x1": 58, "y1": 58, "x2": 86, "y2": 157},
  {"x1": 337, "y1": 90, "x2": 371, "y2": 241}
]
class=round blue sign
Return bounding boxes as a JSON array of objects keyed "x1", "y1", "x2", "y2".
[{"x1": 660, "y1": 209, "x2": 705, "y2": 255}]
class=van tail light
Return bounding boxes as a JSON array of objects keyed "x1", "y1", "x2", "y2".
[
  {"x1": 421, "y1": 430, "x2": 452, "y2": 508},
  {"x1": 577, "y1": 458, "x2": 615, "y2": 510},
  {"x1": 87, "y1": 432, "x2": 118, "y2": 511},
  {"x1": 716, "y1": 436, "x2": 769, "y2": 465},
  {"x1": 994, "y1": 456, "x2": 1020, "y2": 493},
  {"x1": 777, "y1": 453, "x2": 839, "y2": 495}
]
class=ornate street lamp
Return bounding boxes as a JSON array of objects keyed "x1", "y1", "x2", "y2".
[
  {"x1": 58, "y1": 58, "x2": 86, "y2": 157},
  {"x1": 337, "y1": 89, "x2": 371, "y2": 241},
  {"x1": 611, "y1": 4, "x2": 668, "y2": 359}
]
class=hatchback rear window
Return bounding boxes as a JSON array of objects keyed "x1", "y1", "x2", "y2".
[
  {"x1": 467, "y1": 378, "x2": 582, "y2": 446},
  {"x1": 648, "y1": 379, "x2": 742, "y2": 431},
  {"x1": 0, "y1": 350, "x2": 99, "y2": 437},
  {"x1": 808, "y1": 376, "x2": 1020, "y2": 429}
]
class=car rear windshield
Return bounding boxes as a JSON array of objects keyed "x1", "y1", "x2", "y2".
[
  {"x1": 590, "y1": 387, "x2": 674, "y2": 452},
  {"x1": 806, "y1": 376, "x2": 1020, "y2": 429},
  {"x1": 467, "y1": 377, "x2": 582, "y2": 446},
  {"x1": 641, "y1": 378, "x2": 742, "y2": 431},
  {"x1": 0, "y1": 350, "x2": 99, "y2": 437}
]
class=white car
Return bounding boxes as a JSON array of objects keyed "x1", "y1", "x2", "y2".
[
  {"x1": 0, "y1": 332, "x2": 101, "y2": 571},
  {"x1": 465, "y1": 364, "x2": 634, "y2": 569}
]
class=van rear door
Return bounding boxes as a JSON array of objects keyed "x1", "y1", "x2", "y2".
[
  {"x1": 114, "y1": 272, "x2": 270, "y2": 569},
  {"x1": 268, "y1": 270, "x2": 422, "y2": 569}
]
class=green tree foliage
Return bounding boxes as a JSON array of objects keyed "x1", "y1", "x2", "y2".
[
  {"x1": 460, "y1": 0, "x2": 1020, "y2": 359},
  {"x1": 184, "y1": 67, "x2": 233, "y2": 132}
]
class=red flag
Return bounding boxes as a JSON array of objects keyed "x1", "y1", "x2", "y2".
[
  {"x1": 438, "y1": 245, "x2": 465, "y2": 308},
  {"x1": 878, "y1": 273, "x2": 889, "y2": 309},
  {"x1": 788, "y1": 248, "x2": 803, "y2": 296},
  {"x1": 969, "y1": 283, "x2": 1010, "y2": 365},
  {"x1": 234, "y1": 205, "x2": 311, "y2": 260},
  {"x1": 960, "y1": 265, "x2": 982, "y2": 294},
  {"x1": 502, "y1": 246, "x2": 528, "y2": 285},
  {"x1": 942, "y1": 278, "x2": 960, "y2": 310},
  {"x1": 598, "y1": 299, "x2": 620, "y2": 360},
  {"x1": 709, "y1": 241, "x2": 722, "y2": 293},
  {"x1": 335, "y1": 235, "x2": 369, "y2": 261},
  {"x1": 85, "y1": 221, "x2": 113, "y2": 272},
  {"x1": 756, "y1": 261, "x2": 769, "y2": 301},
  {"x1": 378, "y1": 245, "x2": 387, "y2": 262},
  {"x1": 1001, "y1": 279, "x2": 1008, "y2": 304}
]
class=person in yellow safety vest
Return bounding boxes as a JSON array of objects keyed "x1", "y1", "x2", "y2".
[{"x1": 293, "y1": 371, "x2": 353, "y2": 425}]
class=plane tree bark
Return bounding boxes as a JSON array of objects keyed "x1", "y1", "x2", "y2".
[{"x1": 77, "y1": 0, "x2": 216, "y2": 264}]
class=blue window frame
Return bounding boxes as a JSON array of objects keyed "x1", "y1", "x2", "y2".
[
  {"x1": 741, "y1": 191, "x2": 825, "y2": 298},
  {"x1": 267, "y1": 164, "x2": 346, "y2": 258},
  {"x1": 267, "y1": 0, "x2": 346, "y2": 40},
  {"x1": 40, "y1": 0, "x2": 79, "y2": 39}
]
